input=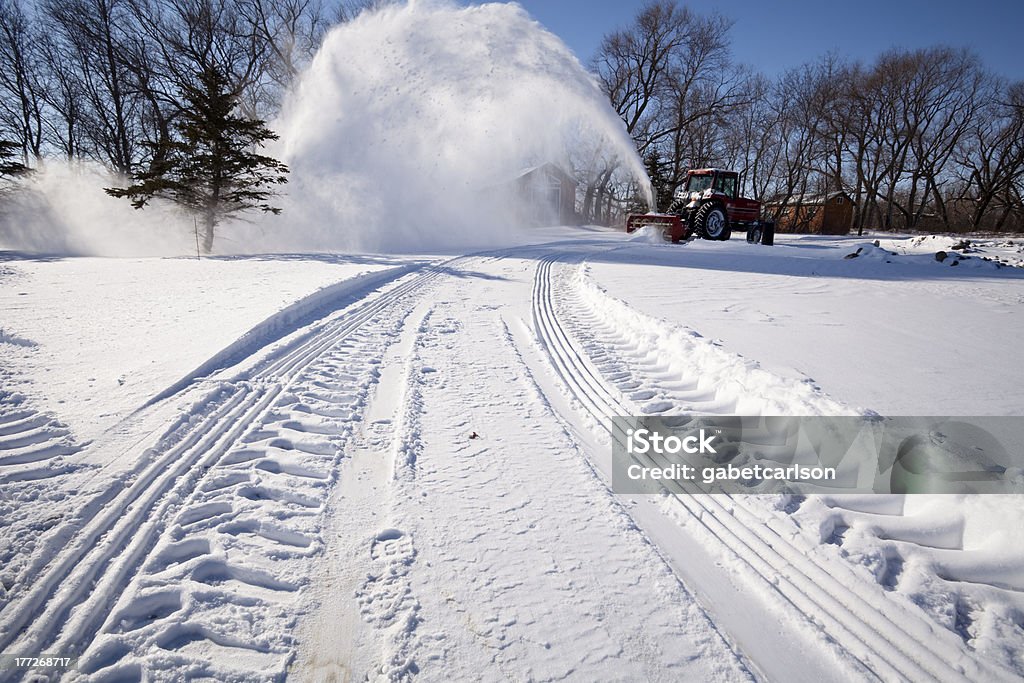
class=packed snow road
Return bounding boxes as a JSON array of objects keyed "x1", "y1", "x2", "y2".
[{"x1": 1, "y1": 233, "x2": 1022, "y2": 681}]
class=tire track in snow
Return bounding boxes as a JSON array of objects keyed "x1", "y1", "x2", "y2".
[
  {"x1": 381, "y1": 292, "x2": 754, "y2": 681},
  {"x1": 296, "y1": 301, "x2": 432, "y2": 682},
  {"x1": 565, "y1": 254, "x2": 1024, "y2": 674},
  {"x1": 0, "y1": 392, "x2": 85, "y2": 611},
  {"x1": 76, "y1": 319, "x2": 410, "y2": 680},
  {"x1": 0, "y1": 259, "x2": 467, "y2": 681},
  {"x1": 530, "y1": 252, "x2": 1010, "y2": 683}
]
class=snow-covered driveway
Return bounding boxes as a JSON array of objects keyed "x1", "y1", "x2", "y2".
[{"x1": 1, "y1": 234, "x2": 1022, "y2": 681}]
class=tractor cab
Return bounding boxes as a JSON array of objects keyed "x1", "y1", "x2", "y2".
[{"x1": 684, "y1": 169, "x2": 737, "y2": 199}]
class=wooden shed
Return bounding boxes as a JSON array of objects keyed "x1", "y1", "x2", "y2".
[
  {"x1": 513, "y1": 163, "x2": 578, "y2": 226},
  {"x1": 766, "y1": 192, "x2": 853, "y2": 234}
]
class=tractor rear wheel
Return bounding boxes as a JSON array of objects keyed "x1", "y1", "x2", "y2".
[
  {"x1": 666, "y1": 196, "x2": 686, "y2": 214},
  {"x1": 695, "y1": 203, "x2": 731, "y2": 240}
]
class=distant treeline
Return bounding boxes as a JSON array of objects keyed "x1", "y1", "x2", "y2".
[
  {"x1": 0, "y1": 0, "x2": 376, "y2": 171},
  {"x1": 587, "y1": 1, "x2": 1024, "y2": 233}
]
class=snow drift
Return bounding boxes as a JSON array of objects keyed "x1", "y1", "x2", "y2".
[{"x1": 263, "y1": 0, "x2": 649, "y2": 252}]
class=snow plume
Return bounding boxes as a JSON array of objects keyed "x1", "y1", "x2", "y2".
[
  {"x1": 0, "y1": 162, "x2": 193, "y2": 257},
  {"x1": 265, "y1": 0, "x2": 650, "y2": 252}
]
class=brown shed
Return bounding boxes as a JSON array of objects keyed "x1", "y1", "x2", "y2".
[
  {"x1": 766, "y1": 192, "x2": 853, "y2": 235},
  {"x1": 513, "y1": 163, "x2": 578, "y2": 226}
]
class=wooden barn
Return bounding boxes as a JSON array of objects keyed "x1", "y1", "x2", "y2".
[
  {"x1": 512, "y1": 163, "x2": 578, "y2": 226},
  {"x1": 766, "y1": 192, "x2": 853, "y2": 234}
]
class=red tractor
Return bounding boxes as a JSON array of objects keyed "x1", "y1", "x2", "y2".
[{"x1": 626, "y1": 169, "x2": 774, "y2": 244}]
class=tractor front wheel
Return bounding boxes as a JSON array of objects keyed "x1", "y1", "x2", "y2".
[{"x1": 695, "y1": 204, "x2": 731, "y2": 240}]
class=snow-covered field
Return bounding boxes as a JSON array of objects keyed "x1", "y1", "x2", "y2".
[
  {"x1": 597, "y1": 231, "x2": 1024, "y2": 415},
  {"x1": 2, "y1": 229, "x2": 1023, "y2": 681},
  {"x1": 0, "y1": 254, "x2": 420, "y2": 441}
]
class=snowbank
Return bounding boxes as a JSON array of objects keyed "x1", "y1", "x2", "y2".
[{"x1": 876, "y1": 235, "x2": 1024, "y2": 269}]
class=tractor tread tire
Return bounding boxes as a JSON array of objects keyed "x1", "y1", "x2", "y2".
[{"x1": 694, "y1": 203, "x2": 731, "y2": 240}]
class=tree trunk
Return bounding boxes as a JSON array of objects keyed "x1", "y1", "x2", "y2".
[
  {"x1": 582, "y1": 181, "x2": 596, "y2": 223},
  {"x1": 202, "y1": 212, "x2": 215, "y2": 253}
]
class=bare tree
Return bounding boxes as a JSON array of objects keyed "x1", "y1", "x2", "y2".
[
  {"x1": 38, "y1": 31, "x2": 86, "y2": 159},
  {"x1": 592, "y1": 1, "x2": 687, "y2": 147},
  {"x1": 237, "y1": 0, "x2": 330, "y2": 115},
  {"x1": 0, "y1": 0, "x2": 47, "y2": 164},
  {"x1": 956, "y1": 81, "x2": 1024, "y2": 231},
  {"x1": 590, "y1": 0, "x2": 747, "y2": 217},
  {"x1": 661, "y1": 13, "x2": 746, "y2": 192},
  {"x1": 734, "y1": 98, "x2": 782, "y2": 201},
  {"x1": 898, "y1": 48, "x2": 984, "y2": 229},
  {"x1": 749, "y1": 56, "x2": 847, "y2": 229},
  {"x1": 42, "y1": 0, "x2": 144, "y2": 173}
]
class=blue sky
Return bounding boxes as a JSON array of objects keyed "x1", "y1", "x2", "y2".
[{"x1": 471, "y1": 0, "x2": 1024, "y2": 81}]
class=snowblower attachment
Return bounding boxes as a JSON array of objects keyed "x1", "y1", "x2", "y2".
[{"x1": 625, "y1": 213, "x2": 689, "y2": 243}]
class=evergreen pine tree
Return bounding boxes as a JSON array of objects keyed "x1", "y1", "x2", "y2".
[
  {"x1": 643, "y1": 147, "x2": 673, "y2": 212},
  {"x1": 106, "y1": 66, "x2": 288, "y2": 253},
  {"x1": 0, "y1": 140, "x2": 28, "y2": 179}
]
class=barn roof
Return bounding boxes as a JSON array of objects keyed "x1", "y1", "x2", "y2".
[
  {"x1": 515, "y1": 162, "x2": 576, "y2": 186},
  {"x1": 765, "y1": 191, "x2": 852, "y2": 206}
]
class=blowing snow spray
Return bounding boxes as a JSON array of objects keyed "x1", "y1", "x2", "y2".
[{"x1": 269, "y1": 0, "x2": 652, "y2": 252}]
